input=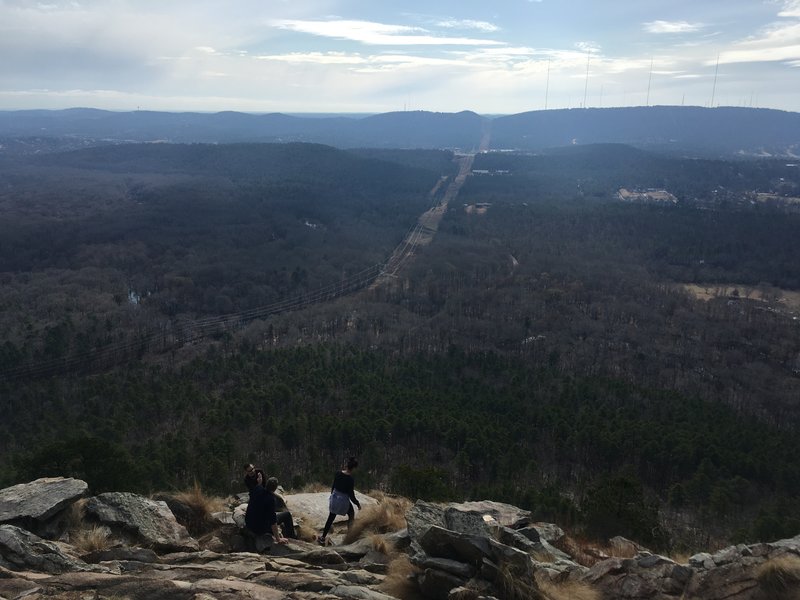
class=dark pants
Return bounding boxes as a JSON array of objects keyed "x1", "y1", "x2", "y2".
[
  {"x1": 277, "y1": 511, "x2": 296, "y2": 538},
  {"x1": 321, "y1": 504, "x2": 354, "y2": 538}
]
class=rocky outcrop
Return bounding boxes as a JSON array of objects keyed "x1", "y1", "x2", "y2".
[
  {"x1": 1, "y1": 478, "x2": 799, "y2": 599},
  {"x1": 0, "y1": 477, "x2": 88, "y2": 538},
  {"x1": 0, "y1": 524, "x2": 102, "y2": 574},
  {"x1": 84, "y1": 492, "x2": 200, "y2": 552}
]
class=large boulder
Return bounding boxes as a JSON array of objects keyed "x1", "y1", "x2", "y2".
[
  {"x1": 84, "y1": 492, "x2": 199, "y2": 553},
  {"x1": 407, "y1": 500, "x2": 531, "y2": 542},
  {"x1": 281, "y1": 491, "x2": 378, "y2": 531},
  {"x1": 418, "y1": 525, "x2": 492, "y2": 565},
  {"x1": 0, "y1": 477, "x2": 88, "y2": 538},
  {"x1": 0, "y1": 524, "x2": 98, "y2": 574}
]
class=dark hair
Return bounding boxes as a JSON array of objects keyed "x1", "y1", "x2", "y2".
[
  {"x1": 346, "y1": 457, "x2": 358, "y2": 470},
  {"x1": 266, "y1": 476, "x2": 279, "y2": 492},
  {"x1": 243, "y1": 463, "x2": 254, "y2": 471}
]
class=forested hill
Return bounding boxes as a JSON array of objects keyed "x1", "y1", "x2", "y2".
[
  {"x1": 1, "y1": 106, "x2": 798, "y2": 156},
  {"x1": 491, "y1": 106, "x2": 800, "y2": 156}
]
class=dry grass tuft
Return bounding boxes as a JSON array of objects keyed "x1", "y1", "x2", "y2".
[
  {"x1": 171, "y1": 482, "x2": 226, "y2": 515},
  {"x1": 370, "y1": 533, "x2": 396, "y2": 556},
  {"x1": 64, "y1": 498, "x2": 88, "y2": 532},
  {"x1": 538, "y1": 577, "x2": 601, "y2": 600},
  {"x1": 496, "y1": 562, "x2": 541, "y2": 600},
  {"x1": 757, "y1": 554, "x2": 800, "y2": 599},
  {"x1": 291, "y1": 509, "x2": 319, "y2": 543},
  {"x1": 532, "y1": 549, "x2": 556, "y2": 564},
  {"x1": 343, "y1": 495, "x2": 411, "y2": 544},
  {"x1": 298, "y1": 482, "x2": 330, "y2": 493},
  {"x1": 166, "y1": 483, "x2": 226, "y2": 536},
  {"x1": 379, "y1": 555, "x2": 423, "y2": 600},
  {"x1": 71, "y1": 524, "x2": 113, "y2": 553}
]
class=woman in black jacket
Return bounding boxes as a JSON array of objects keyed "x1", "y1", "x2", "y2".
[{"x1": 318, "y1": 457, "x2": 361, "y2": 545}]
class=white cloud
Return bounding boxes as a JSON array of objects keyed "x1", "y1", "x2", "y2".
[
  {"x1": 256, "y1": 52, "x2": 368, "y2": 65},
  {"x1": 270, "y1": 19, "x2": 503, "y2": 46},
  {"x1": 644, "y1": 20, "x2": 705, "y2": 34},
  {"x1": 778, "y1": 0, "x2": 800, "y2": 18},
  {"x1": 717, "y1": 21, "x2": 800, "y2": 64},
  {"x1": 436, "y1": 19, "x2": 499, "y2": 33}
]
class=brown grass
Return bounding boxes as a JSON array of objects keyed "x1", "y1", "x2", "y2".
[
  {"x1": 343, "y1": 495, "x2": 411, "y2": 544},
  {"x1": 71, "y1": 525, "x2": 113, "y2": 553},
  {"x1": 167, "y1": 483, "x2": 226, "y2": 536},
  {"x1": 496, "y1": 561, "x2": 541, "y2": 600},
  {"x1": 297, "y1": 482, "x2": 330, "y2": 493},
  {"x1": 379, "y1": 555, "x2": 423, "y2": 600},
  {"x1": 64, "y1": 498, "x2": 88, "y2": 532},
  {"x1": 292, "y1": 509, "x2": 319, "y2": 543},
  {"x1": 171, "y1": 482, "x2": 226, "y2": 515},
  {"x1": 370, "y1": 533, "x2": 396, "y2": 556},
  {"x1": 538, "y1": 578, "x2": 601, "y2": 600},
  {"x1": 756, "y1": 554, "x2": 800, "y2": 599}
]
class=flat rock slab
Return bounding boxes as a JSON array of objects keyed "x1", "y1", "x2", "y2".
[
  {"x1": 282, "y1": 492, "x2": 378, "y2": 531},
  {"x1": 85, "y1": 492, "x2": 199, "y2": 553},
  {"x1": 0, "y1": 477, "x2": 88, "y2": 524}
]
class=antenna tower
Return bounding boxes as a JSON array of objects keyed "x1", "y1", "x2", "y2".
[
  {"x1": 710, "y1": 54, "x2": 719, "y2": 107},
  {"x1": 646, "y1": 57, "x2": 653, "y2": 106},
  {"x1": 544, "y1": 58, "x2": 550, "y2": 110},
  {"x1": 583, "y1": 51, "x2": 590, "y2": 108}
]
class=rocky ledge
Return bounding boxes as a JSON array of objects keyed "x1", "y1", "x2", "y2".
[{"x1": 0, "y1": 477, "x2": 798, "y2": 599}]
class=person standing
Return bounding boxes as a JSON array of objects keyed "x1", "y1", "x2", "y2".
[{"x1": 318, "y1": 457, "x2": 361, "y2": 545}]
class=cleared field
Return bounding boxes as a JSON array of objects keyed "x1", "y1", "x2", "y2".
[{"x1": 681, "y1": 283, "x2": 800, "y2": 313}]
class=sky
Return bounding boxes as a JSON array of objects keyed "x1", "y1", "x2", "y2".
[{"x1": 1, "y1": 0, "x2": 799, "y2": 114}]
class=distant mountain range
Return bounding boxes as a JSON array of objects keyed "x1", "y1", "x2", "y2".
[{"x1": 0, "y1": 106, "x2": 798, "y2": 157}]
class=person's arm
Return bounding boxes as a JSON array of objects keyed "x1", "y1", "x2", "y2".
[{"x1": 346, "y1": 475, "x2": 361, "y2": 509}]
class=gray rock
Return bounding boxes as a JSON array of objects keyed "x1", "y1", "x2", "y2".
[
  {"x1": 82, "y1": 546, "x2": 161, "y2": 564},
  {"x1": 419, "y1": 526, "x2": 492, "y2": 565},
  {"x1": 84, "y1": 492, "x2": 199, "y2": 553},
  {"x1": 445, "y1": 501, "x2": 531, "y2": 530},
  {"x1": 0, "y1": 477, "x2": 88, "y2": 539},
  {"x1": 0, "y1": 477, "x2": 88, "y2": 523},
  {"x1": 232, "y1": 503, "x2": 247, "y2": 528},
  {"x1": 0, "y1": 524, "x2": 97, "y2": 574},
  {"x1": 418, "y1": 567, "x2": 467, "y2": 600},
  {"x1": 416, "y1": 556, "x2": 475, "y2": 579},
  {"x1": 530, "y1": 522, "x2": 565, "y2": 544},
  {"x1": 448, "y1": 586, "x2": 480, "y2": 600},
  {"x1": 407, "y1": 500, "x2": 447, "y2": 541},
  {"x1": 385, "y1": 528, "x2": 411, "y2": 550},
  {"x1": 330, "y1": 584, "x2": 396, "y2": 600}
]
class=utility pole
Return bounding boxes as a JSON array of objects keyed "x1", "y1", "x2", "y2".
[{"x1": 646, "y1": 57, "x2": 653, "y2": 107}]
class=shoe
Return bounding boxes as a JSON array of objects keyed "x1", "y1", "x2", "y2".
[{"x1": 317, "y1": 535, "x2": 326, "y2": 546}]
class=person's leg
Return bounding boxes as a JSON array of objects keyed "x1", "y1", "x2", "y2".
[
  {"x1": 346, "y1": 504, "x2": 355, "y2": 531},
  {"x1": 321, "y1": 512, "x2": 336, "y2": 539},
  {"x1": 277, "y1": 511, "x2": 296, "y2": 538}
]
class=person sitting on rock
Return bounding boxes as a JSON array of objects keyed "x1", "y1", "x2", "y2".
[
  {"x1": 244, "y1": 471, "x2": 289, "y2": 549},
  {"x1": 266, "y1": 476, "x2": 296, "y2": 540},
  {"x1": 318, "y1": 457, "x2": 361, "y2": 545}
]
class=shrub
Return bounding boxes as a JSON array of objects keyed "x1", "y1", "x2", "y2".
[
  {"x1": 756, "y1": 554, "x2": 800, "y2": 599},
  {"x1": 343, "y1": 494, "x2": 411, "y2": 544}
]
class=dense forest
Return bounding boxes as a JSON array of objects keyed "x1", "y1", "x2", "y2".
[{"x1": 1, "y1": 141, "x2": 799, "y2": 551}]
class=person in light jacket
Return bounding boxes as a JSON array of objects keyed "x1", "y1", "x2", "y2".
[{"x1": 318, "y1": 457, "x2": 360, "y2": 545}]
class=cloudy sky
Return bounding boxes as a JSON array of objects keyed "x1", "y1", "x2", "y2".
[{"x1": 1, "y1": 0, "x2": 798, "y2": 113}]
